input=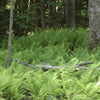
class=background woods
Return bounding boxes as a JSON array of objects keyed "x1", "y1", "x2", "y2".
[{"x1": 0, "y1": 0, "x2": 88, "y2": 37}]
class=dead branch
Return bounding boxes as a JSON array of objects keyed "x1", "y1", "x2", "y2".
[
  {"x1": 74, "y1": 65, "x2": 100, "y2": 71},
  {"x1": 78, "y1": 66, "x2": 100, "y2": 70},
  {"x1": 11, "y1": 59, "x2": 64, "y2": 69},
  {"x1": 76, "y1": 61, "x2": 93, "y2": 67},
  {"x1": 34, "y1": 65, "x2": 63, "y2": 69},
  {"x1": 12, "y1": 59, "x2": 100, "y2": 71},
  {"x1": 12, "y1": 59, "x2": 33, "y2": 67},
  {"x1": 74, "y1": 61, "x2": 94, "y2": 71}
]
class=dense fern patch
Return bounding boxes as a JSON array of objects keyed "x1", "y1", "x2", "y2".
[{"x1": 0, "y1": 29, "x2": 100, "y2": 100}]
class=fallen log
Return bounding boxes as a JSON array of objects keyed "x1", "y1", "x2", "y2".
[
  {"x1": 12, "y1": 59, "x2": 100, "y2": 71},
  {"x1": 34, "y1": 65, "x2": 63, "y2": 69},
  {"x1": 11, "y1": 59, "x2": 64, "y2": 69}
]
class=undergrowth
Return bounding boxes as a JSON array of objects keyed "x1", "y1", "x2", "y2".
[{"x1": 0, "y1": 29, "x2": 100, "y2": 100}]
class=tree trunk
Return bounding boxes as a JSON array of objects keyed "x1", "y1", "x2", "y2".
[
  {"x1": 7, "y1": 0, "x2": 14, "y2": 67},
  {"x1": 40, "y1": 0, "x2": 45, "y2": 31},
  {"x1": 88, "y1": 0, "x2": 100, "y2": 51},
  {"x1": 63, "y1": 0, "x2": 75, "y2": 28}
]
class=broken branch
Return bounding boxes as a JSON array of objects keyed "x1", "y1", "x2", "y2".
[
  {"x1": 76, "y1": 61, "x2": 93, "y2": 67},
  {"x1": 12, "y1": 59, "x2": 64, "y2": 69},
  {"x1": 12, "y1": 59, "x2": 100, "y2": 71}
]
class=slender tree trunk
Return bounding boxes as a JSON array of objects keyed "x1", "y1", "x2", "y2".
[
  {"x1": 40, "y1": 0, "x2": 45, "y2": 31},
  {"x1": 88, "y1": 0, "x2": 100, "y2": 51},
  {"x1": 63, "y1": 0, "x2": 75, "y2": 28},
  {"x1": 7, "y1": 0, "x2": 14, "y2": 67},
  {"x1": 28, "y1": 0, "x2": 30, "y2": 10}
]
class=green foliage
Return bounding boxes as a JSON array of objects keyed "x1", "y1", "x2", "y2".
[
  {"x1": 0, "y1": 8, "x2": 9, "y2": 41},
  {"x1": 0, "y1": 0, "x2": 89, "y2": 37},
  {"x1": 0, "y1": 64, "x2": 100, "y2": 99},
  {"x1": 75, "y1": 0, "x2": 88, "y2": 28},
  {"x1": 13, "y1": 8, "x2": 40, "y2": 36},
  {"x1": 0, "y1": 29, "x2": 100, "y2": 99},
  {"x1": 1, "y1": 29, "x2": 89, "y2": 65}
]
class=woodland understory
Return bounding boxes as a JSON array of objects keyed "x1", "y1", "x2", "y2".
[{"x1": 1, "y1": 29, "x2": 100, "y2": 100}]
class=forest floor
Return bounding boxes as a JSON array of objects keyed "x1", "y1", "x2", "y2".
[{"x1": 0, "y1": 29, "x2": 100, "y2": 100}]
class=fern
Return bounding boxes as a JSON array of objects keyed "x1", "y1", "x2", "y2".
[{"x1": 0, "y1": 29, "x2": 100, "y2": 99}]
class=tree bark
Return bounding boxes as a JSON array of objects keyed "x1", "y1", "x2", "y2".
[
  {"x1": 88, "y1": 0, "x2": 100, "y2": 51},
  {"x1": 7, "y1": 0, "x2": 14, "y2": 67},
  {"x1": 63, "y1": 0, "x2": 75, "y2": 28}
]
